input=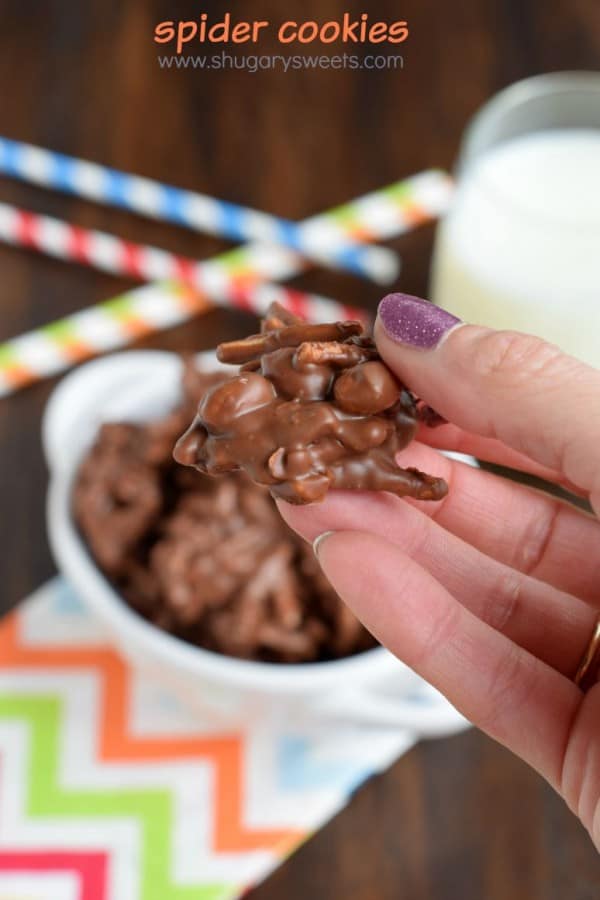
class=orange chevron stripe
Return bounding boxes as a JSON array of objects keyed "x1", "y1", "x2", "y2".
[{"x1": 0, "y1": 613, "x2": 300, "y2": 854}]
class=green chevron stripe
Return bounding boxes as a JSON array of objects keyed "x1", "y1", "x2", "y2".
[{"x1": 0, "y1": 695, "x2": 236, "y2": 900}]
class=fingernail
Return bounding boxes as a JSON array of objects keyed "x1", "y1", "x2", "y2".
[
  {"x1": 378, "y1": 293, "x2": 462, "y2": 350},
  {"x1": 313, "y1": 531, "x2": 334, "y2": 560}
]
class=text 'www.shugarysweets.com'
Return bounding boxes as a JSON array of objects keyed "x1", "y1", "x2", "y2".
[{"x1": 154, "y1": 12, "x2": 409, "y2": 54}]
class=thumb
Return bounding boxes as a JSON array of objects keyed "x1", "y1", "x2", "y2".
[{"x1": 375, "y1": 293, "x2": 600, "y2": 507}]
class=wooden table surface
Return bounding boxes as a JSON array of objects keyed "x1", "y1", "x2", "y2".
[{"x1": 0, "y1": 0, "x2": 599, "y2": 896}]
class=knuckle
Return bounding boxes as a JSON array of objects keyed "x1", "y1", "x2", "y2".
[
  {"x1": 476, "y1": 643, "x2": 534, "y2": 735},
  {"x1": 514, "y1": 503, "x2": 561, "y2": 576},
  {"x1": 485, "y1": 570, "x2": 524, "y2": 632},
  {"x1": 468, "y1": 330, "x2": 565, "y2": 387},
  {"x1": 412, "y1": 599, "x2": 461, "y2": 669}
]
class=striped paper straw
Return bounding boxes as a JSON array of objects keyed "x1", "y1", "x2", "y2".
[
  {"x1": 0, "y1": 137, "x2": 400, "y2": 284},
  {"x1": 0, "y1": 169, "x2": 453, "y2": 396},
  {"x1": 0, "y1": 169, "x2": 454, "y2": 314},
  {"x1": 0, "y1": 201, "x2": 304, "y2": 296},
  {"x1": 0, "y1": 281, "x2": 366, "y2": 397},
  {"x1": 191, "y1": 168, "x2": 454, "y2": 284}
]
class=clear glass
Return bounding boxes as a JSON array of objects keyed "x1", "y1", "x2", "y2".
[{"x1": 430, "y1": 72, "x2": 600, "y2": 369}]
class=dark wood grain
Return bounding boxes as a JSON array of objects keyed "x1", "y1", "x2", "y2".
[{"x1": 0, "y1": 0, "x2": 599, "y2": 896}]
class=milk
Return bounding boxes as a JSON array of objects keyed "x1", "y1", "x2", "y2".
[{"x1": 431, "y1": 130, "x2": 600, "y2": 368}]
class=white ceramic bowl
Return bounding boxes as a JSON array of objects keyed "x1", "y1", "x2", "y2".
[{"x1": 44, "y1": 350, "x2": 468, "y2": 736}]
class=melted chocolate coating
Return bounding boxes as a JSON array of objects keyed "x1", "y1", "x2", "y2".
[{"x1": 174, "y1": 304, "x2": 448, "y2": 504}]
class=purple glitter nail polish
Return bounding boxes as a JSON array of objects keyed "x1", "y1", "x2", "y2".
[{"x1": 378, "y1": 293, "x2": 462, "y2": 349}]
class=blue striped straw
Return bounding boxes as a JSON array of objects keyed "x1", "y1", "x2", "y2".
[{"x1": 0, "y1": 137, "x2": 399, "y2": 284}]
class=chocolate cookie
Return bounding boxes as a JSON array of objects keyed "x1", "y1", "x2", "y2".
[{"x1": 174, "y1": 302, "x2": 447, "y2": 504}]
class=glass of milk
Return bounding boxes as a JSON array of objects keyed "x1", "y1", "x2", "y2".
[{"x1": 431, "y1": 72, "x2": 600, "y2": 369}]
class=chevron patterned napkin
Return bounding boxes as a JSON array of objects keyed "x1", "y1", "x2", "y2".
[{"x1": 0, "y1": 578, "x2": 423, "y2": 900}]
